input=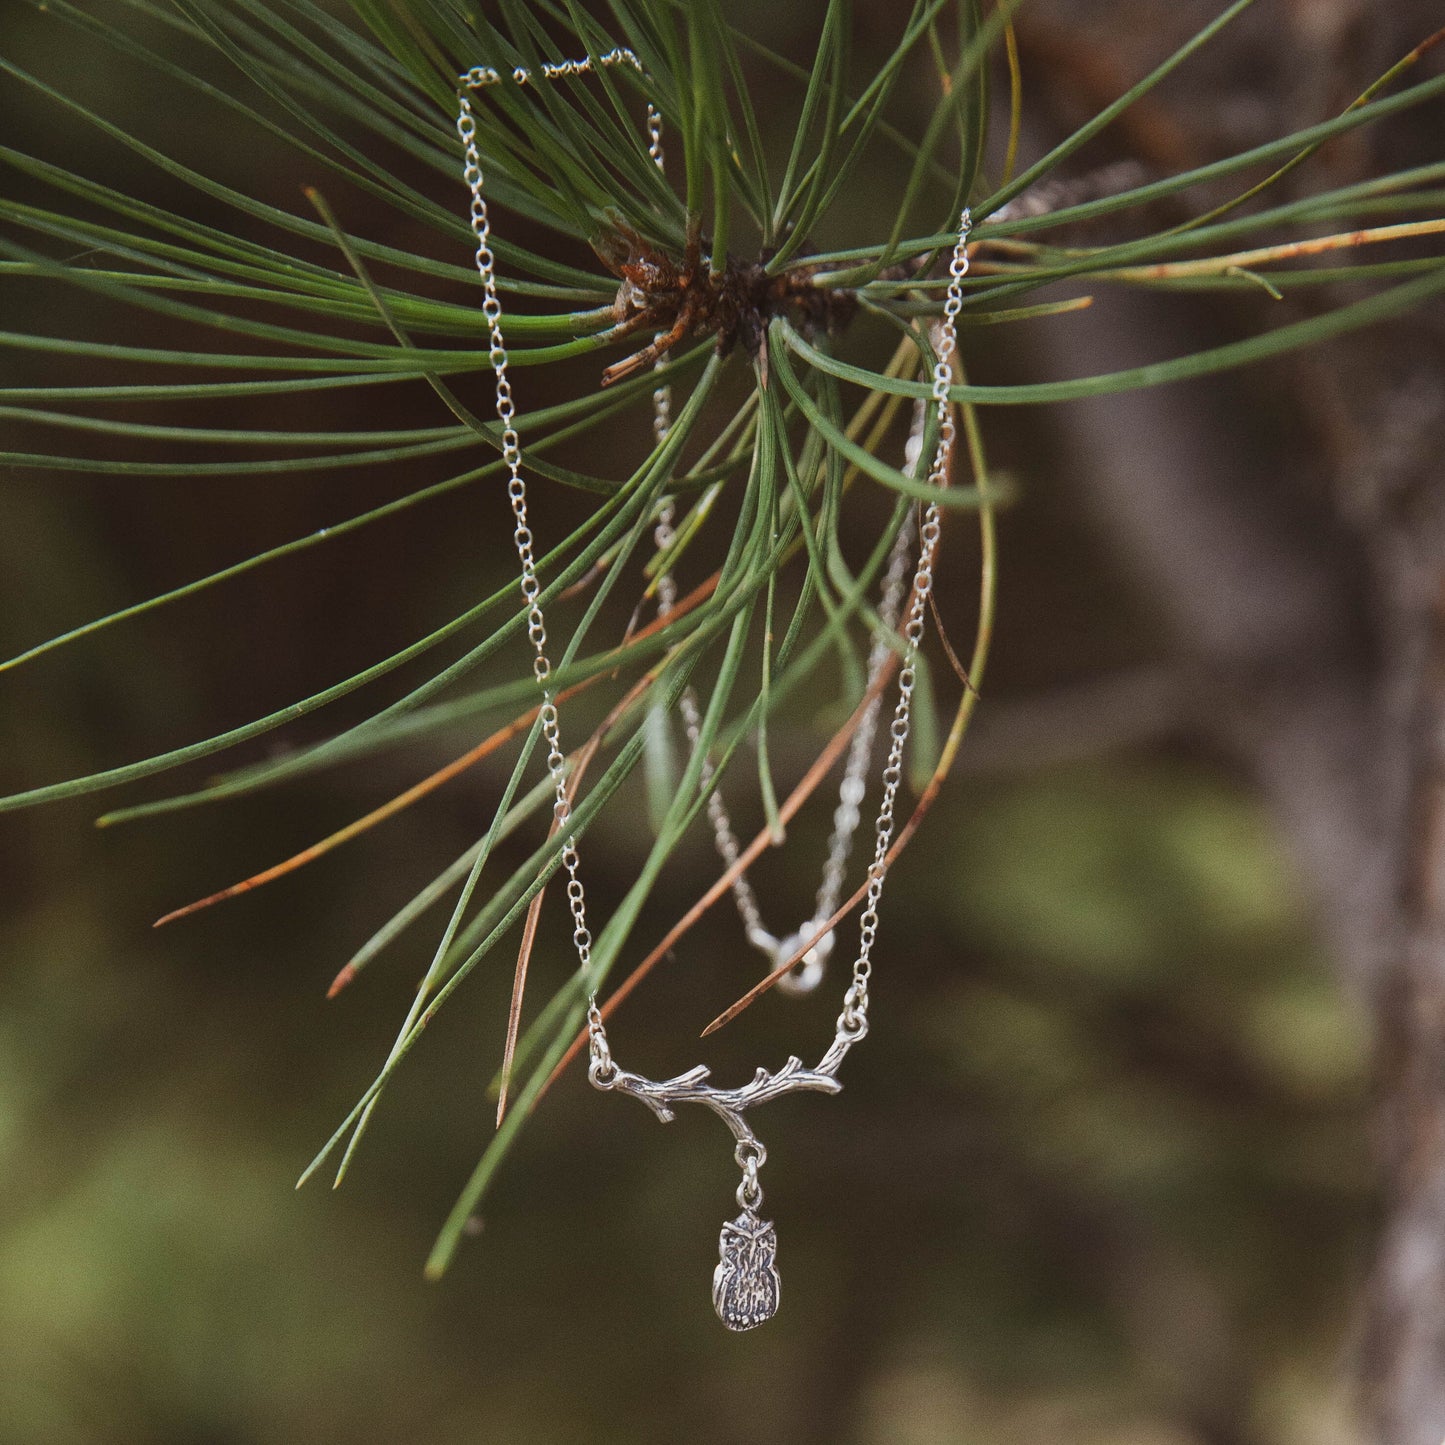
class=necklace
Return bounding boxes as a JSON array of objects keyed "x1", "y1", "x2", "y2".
[
  {"x1": 458, "y1": 53, "x2": 971, "y2": 1330},
  {"x1": 624, "y1": 71, "x2": 931, "y2": 1003},
  {"x1": 652, "y1": 371, "x2": 926, "y2": 1001}
]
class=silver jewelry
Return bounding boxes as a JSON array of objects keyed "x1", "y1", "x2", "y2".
[
  {"x1": 659, "y1": 482, "x2": 920, "y2": 998},
  {"x1": 651, "y1": 369, "x2": 925, "y2": 1001},
  {"x1": 458, "y1": 55, "x2": 971, "y2": 1330},
  {"x1": 631, "y1": 87, "x2": 924, "y2": 1001}
]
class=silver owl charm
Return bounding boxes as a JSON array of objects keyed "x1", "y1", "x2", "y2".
[{"x1": 712, "y1": 1209, "x2": 781, "y2": 1331}]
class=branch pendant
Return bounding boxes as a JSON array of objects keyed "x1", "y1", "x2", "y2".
[{"x1": 588, "y1": 1013, "x2": 866, "y2": 1330}]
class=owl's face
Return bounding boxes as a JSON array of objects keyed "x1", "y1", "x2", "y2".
[{"x1": 712, "y1": 1210, "x2": 781, "y2": 1331}]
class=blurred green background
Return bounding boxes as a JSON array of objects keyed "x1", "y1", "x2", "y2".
[{"x1": 0, "y1": 2, "x2": 1409, "y2": 1441}]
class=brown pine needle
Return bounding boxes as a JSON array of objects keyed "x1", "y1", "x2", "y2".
[
  {"x1": 929, "y1": 592, "x2": 980, "y2": 696},
  {"x1": 535, "y1": 368, "x2": 991, "y2": 1100},
  {"x1": 1001, "y1": 9, "x2": 1023, "y2": 187},
  {"x1": 495, "y1": 673, "x2": 652, "y2": 1126},
  {"x1": 331, "y1": 573, "x2": 718, "y2": 1001},
  {"x1": 1109, "y1": 219, "x2": 1445, "y2": 284},
  {"x1": 156, "y1": 714, "x2": 540, "y2": 932},
  {"x1": 153, "y1": 573, "x2": 720, "y2": 943},
  {"x1": 701, "y1": 892, "x2": 863, "y2": 1038},
  {"x1": 561, "y1": 556, "x2": 613, "y2": 601},
  {"x1": 700, "y1": 684, "x2": 968, "y2": 1038},
  {"x1": 532, "y1": 606, "x2": 914, "y2": 1108},
  {"x1": 498, "y1": 888, "x2": 549, "y2": 1126},
  {"x1": 703, "y1": 596, "x2": 984, "y2": 1036},
  {"x1": 704, "y1": 387, "x2": 997, "y2": 1038},
  {"x1": 700, "y1": 700, "x2": 970, "y2": 1036}
]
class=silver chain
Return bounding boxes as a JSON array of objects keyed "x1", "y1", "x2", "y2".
[
  {"x1": 840, "y1": 225, "x2": 971, "y2": 1033},
  {"x1": 460, "y1": 46, "x2": 646, "y2": 92},
  {"x1": 636, "y1": 91, "x2": 780, "y2": 960},
  {"x1": 458, "y1": 60, "x2": 971, "y2": 1211},
  {"x1": 664, "y1": 481, "x2": 921, "y2": 995},
  {"x1": 634, "y1": 103, "x2": 924, "y2": 997}
]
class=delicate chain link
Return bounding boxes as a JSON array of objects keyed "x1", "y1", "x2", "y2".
[
  {"x1": 457, "y1": 47, "x2": 658, "y2": 987},
  {"x1": 841, "y1": 210, "x2": 971, "y2": 1033},
  {"x1": 458, "y1": 57, "x2": 970, "y2": 1048},
  {"x1": 631, "y1": 90, "x2": 769, "y2": 953},
  {"x1": 647, "y1": 237, "x2": 775, "y2": 947},
  {"x1": 635, "y1": 88, "x2": 911, "y2": 977},
  {"x1": 675, "y1": 485, "x2": 918, "y2": 983},
  {"x1": 812, "y1": 499, "x2": 917, "y2": 930},
  {"x1": 461, "y1": 46, "x2": 644, "y2": 92},
  {"x1": 646, "y1": 100, "x2": 666, "y2": 174}
]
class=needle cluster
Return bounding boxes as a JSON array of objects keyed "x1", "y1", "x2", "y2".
[{"x1": 594, "y1": 217, "x2": 858, "y2": 386}]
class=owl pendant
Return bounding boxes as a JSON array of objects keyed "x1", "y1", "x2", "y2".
[{"x1": 712, "y1": 1209, "x2": 781, "y2": 1331}]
